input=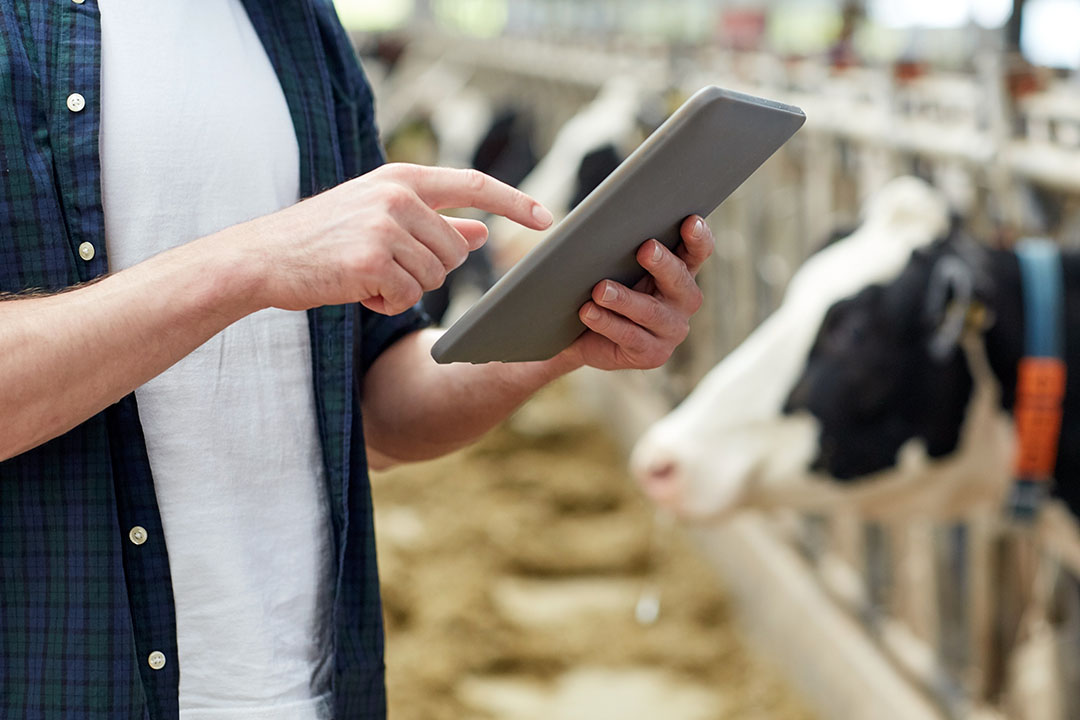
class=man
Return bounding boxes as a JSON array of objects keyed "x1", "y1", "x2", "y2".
[{"x1": 0, "y1": 1, "x2": 714, "y2": 719}]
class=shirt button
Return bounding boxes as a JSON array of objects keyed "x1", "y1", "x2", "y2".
[
  {"x1": 78, "y1": 241, "x2": 95, "y2": 262},
  {"x1": 72, "y1": 0, "x2": 85, "y2": 4},
  {"x1": 148, "y1": 651, "x2": 166, "y2": 671},
  {"x1": 129, "y1": 526, "x2": 148, "y2": 546},
  {"x1": 66, "y1": 93, "x2": 86, "y2": 113}
]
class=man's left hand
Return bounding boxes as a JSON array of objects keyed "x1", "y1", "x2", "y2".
[
  {"x1": 561, "y1": 214, "x2": 715, "y2": 371},
  {"x1": 365, "y1": 215, "x2": 714, "y2": 466}
]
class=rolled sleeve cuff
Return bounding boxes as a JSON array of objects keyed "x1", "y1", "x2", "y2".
[{"x1": 357, "y1": 303, "x2": 433, "y2": 375}]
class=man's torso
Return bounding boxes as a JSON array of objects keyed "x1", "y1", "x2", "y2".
[
  {"x1": 99, "y1": 1, "x2": 332, "y2": 717},
  {"x1": 0, "y1": 1, "x2": 419, "y2": 717}
]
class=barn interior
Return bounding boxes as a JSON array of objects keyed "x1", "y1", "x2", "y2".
[{"x1": 333, "y1": 1, "x2": 1080, "y2": 719}]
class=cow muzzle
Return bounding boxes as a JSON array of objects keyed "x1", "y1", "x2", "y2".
[
  {"x1": 630, "y1": 414, "x2": 822, "y2": 520},
  {"x1": 629, "y1": 431, "x2": 755, "y2": 521},
  {"x1": 632, "y1": 451, "x2": 685, "y2": 507}
]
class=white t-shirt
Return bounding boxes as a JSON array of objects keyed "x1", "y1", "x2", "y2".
[{"x1": 98, "y1": 2, "x2": 333, "y2": 718}]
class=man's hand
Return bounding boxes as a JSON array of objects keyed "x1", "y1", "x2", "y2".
[
  {"x1": 362, "y1": 214, "x2": 714, "y2": 466},
  {"x1": 246, "y1": 163, "x2": 553, "y2": 315},
  {"x1": 562, "y1": 215, "x2": 715, "y2": 371}
]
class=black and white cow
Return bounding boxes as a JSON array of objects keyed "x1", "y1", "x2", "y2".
[
  {"x1": 487, "y1": 76, "x2": 646, "y2": 266},
  {"x1": 420, "y1": 97, "x2": 540, "y2": 322},
  {"x1": 631, "y1": 176, "x2": 1080, "y2": 523}
]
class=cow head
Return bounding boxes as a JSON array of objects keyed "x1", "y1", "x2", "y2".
[{"x1": 631, "y1": 177, "x2": 1015, "y2": 521}]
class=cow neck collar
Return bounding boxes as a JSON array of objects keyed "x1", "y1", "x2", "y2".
[{"x1": 1007, "y1": 239, "x2": 1068, "y2": 521}]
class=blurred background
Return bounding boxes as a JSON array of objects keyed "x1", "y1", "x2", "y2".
[{"x1": 336, "y1": 2, "x2": 1080, "y2": 719}]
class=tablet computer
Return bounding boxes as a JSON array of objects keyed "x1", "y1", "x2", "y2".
[{"x1": 430, "y1": 86, "x2": 805, "y2": 364}]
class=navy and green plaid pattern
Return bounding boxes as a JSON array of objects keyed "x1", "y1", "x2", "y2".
[{"x1": 0, "y1": 1, "x2": 428, "y2": 717}]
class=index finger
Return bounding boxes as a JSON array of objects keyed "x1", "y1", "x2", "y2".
[
  {"x1": 677, "y1": 215, "x2": 715, "y2": 277},
  {"x1": 384, "y1": 164, "x2": 553, "y2": 231}
]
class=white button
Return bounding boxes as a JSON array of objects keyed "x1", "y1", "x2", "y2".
[
  {"x1": 148, "y1": 651, "x2": 166, "y2": 670},
  {"x1": 78, "y1": 242, "x2": 95, "y2": 262},
  {"x1": 128, "y1": 526, "x2": 148, "y2": 546},
  {"x1": 66, "y1": 93, "x2": 85, "y2": 113},
  {"x1": 72, "y1": 0, "x2": 85, "y2": 4}
]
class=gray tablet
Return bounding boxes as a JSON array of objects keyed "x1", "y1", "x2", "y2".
[{"x1": 430, "y1": 86, "x2": 805, "y2": 364}]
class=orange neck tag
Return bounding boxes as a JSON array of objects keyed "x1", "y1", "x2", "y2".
[{"x1": 1013, "y1": 357, "x2": 1067, "y2": 481}]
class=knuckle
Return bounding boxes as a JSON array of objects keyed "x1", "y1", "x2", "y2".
[
  {"x1": 370, "y1": 214, "x2": 398, "y2": 235},
  {"x1": 642, "y1": 299, "x2": 666, "y2": 327},
  {"x1": 368, "y1": 217, "x2": 402, "y2": 245},
  {"x1": 676, "y1": 264, "x2": 695, "y2": 288},
  {"x1": 687, "y1": 286, "x2": 704, "y2": 313},
  {"x1": 380, "y1": 162, "x2": 408, "y2": 179},
  {"x1": 351, "y1": 247, "x2": 391, "y2": 276},
  {"x1": 387, "y1": 288, "x2": 422, "y2": 315},
  {"x1": 636, "y1": 337, "x2": 658, "y2": 357},
  {"x1": 424, "y1": 264, "x2": 447, "y2": 291},
  {"x1": 620, "y1": 327, "x2": 649, "y2": 354},
  {"x1": 516, "y1": 190, "x2": 535, "y2": 213},
  {"x1": 645, "y1": 350, "x2": 669, "y2": 369},
  {"x1": 462, "y1": 169, "x2": 487, "y2": 192},
  {"x1": 381, "y1": 184, "x2": 414, "y2": 213},
  {"x1": 371, "y1": 164, "x2": 399, "y2": 186}
]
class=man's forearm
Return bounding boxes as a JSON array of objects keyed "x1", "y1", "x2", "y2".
[
  {"x1": 0, "y1": 230, "x2": 261, "y2": 461},
  {"x1": 0, "y1": 165, "x2": 553, "y2": 463},
  {"x1": 361, "y1": 328, "x2": 582, "y2": 465}
]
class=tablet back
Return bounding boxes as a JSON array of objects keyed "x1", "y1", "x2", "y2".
[{"x1": 431, "y1": 86, "x2": 805, "y2": 364}]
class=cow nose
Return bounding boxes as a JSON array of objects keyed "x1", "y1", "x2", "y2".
[{"x1": 635, "y1": 455, "x2": 684, "y2": 505}]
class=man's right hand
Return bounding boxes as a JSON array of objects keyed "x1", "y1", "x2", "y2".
[
  {"x1": 241, "y1": 163, "x2": 553, "y2": 315},
  {"x1": 0, "y1": 163, "x2": 552, "y2": 461}
]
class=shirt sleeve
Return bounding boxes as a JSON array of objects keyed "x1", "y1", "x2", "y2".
[{"x1": 357, "y1": 303, "x2": 433, "y2": 375}]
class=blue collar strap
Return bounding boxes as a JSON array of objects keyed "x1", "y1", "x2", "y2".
[
  {"x1": 1017, "y1": 239, "x2": 1066, "y2": 360},
  {"x1": 1008, "y1": 239, "x2": 1067, "y2": 521}
]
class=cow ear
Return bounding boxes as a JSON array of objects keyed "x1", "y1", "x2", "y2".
[{"x1": 925, "y1": 256, "x2": 977, "y2": 362}]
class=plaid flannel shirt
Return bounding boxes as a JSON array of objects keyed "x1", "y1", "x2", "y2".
[{"x1": 0, "y1": 1, "x2": 429, "y2": 718}]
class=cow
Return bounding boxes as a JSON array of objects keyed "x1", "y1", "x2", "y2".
[
  {"x1": 486, "y1": 76, "x2": 647, "y2": 267},
  {"x1": 630, "y1": 176, "x2": 1080, "y2": 720},
  {"x1": 381, "y1": 88, "x2": 541, "y2": 323},
  {"x1": 421, "y1": 96, "x2": 540, "y2": 323},
  {"x1": 629, "y1": 176, "x2": 1078, "y2": 523}
]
